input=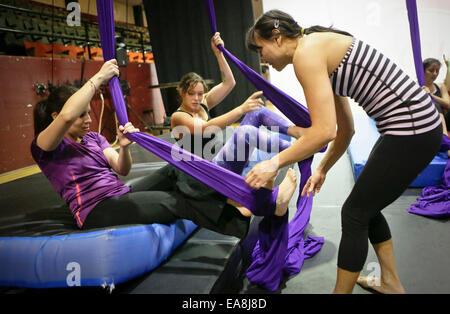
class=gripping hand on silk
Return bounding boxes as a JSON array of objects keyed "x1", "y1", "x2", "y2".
[
  {"x1": 96, "y1": 59, "x2": 120, "y2": 85},
  {"x1": 245, "y1": 158, "x2": 279, "y2": 190},
  {"x1": 118, "y1": 122, "x2": 139, "y2": 148}
]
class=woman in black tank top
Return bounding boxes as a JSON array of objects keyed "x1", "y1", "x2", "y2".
[
  {"x1": 423, "y1": 58, "x2": 450, "y2": 115},
  {"x1": 171, "y1": 33, "x2": 238, "y2": 159},
  {"x1": 423, "y1": 58, "x2": 450, "y2": 133}
]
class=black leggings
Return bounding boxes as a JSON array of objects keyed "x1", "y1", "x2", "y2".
[
  {"x1": 338, "y1": 125, "x2": 443, "y2": 272},
  {"x1": 82, "y1": 190, "x2": 181, "y2": 229},
  {"x1": 83, "y1": 165, "x2": 250, "y2": 239}
]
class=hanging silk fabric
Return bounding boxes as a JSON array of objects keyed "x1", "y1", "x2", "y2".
[
  {"x1": 405, "y1": 0, "x2": 450, "y2": 218},
  {"x1": 406, "y1": 0, "x2": 425, "y2": 87},
  {"x1": 96, "y1": 0, "x2": 323, "y2": 291}
]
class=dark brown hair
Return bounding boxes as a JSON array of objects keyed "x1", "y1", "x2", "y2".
[
  {"x1": 178, "y1": 72, "x2": 209, "y2": 94},
  {"x1": 423, "y1": 58, "x2": 441, "y2": 70},
  {"x1": 33, "y1": 85, "x2": 78, "y2": 136},
  {"x1": 246, "y1": 9, "x2": 353, "y2": 52}
]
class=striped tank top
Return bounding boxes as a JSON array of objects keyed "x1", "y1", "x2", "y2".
[{"x1": 329, "y1": 38, "x2": 441, "y2": 136}]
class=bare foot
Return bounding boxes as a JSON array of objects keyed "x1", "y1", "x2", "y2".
[
  {"x1": 357, "y1": 276, "x2": 405, "y2": 294},
  {"x1": 275, "y1": 168, "x2": 297, "y2": 216}
]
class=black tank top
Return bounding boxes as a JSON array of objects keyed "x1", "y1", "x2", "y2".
[
  {"x1": 432, "y1": 83, "x2": 442, "y2": 97},
  {"x1": 174, "y1": 104, "x2": 218, "y2": 160},
  {"x1": 432, "y1": 83, "x2": 443, "y2": 114}
]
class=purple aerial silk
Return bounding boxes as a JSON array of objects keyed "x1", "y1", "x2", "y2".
[
  {"x1": 406, "y1": 0, "x2": 425, "y2": 87},
  {"x1": 408, "y1": 158, "x2": 450, "y2": 218},
  {"x1": 441, "y1": 134, "x2": 450, "y2": 152},
  {"x1": 205, "y1": 0, "x2": 323, "y2": 290},
  {"x1": 406, "y1": 0, "x2": 450, "y2": 218},
  {"x1": 96, "y1": 0, "x2": 323, "y2": 291}
]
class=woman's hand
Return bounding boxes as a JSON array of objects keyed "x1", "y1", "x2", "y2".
[
  {"x1": 422, "y1": 85, "x2": 431, "y2": 94},
  {"x1": 95, "y1": 59, "x2": 120, "y2": 85},
  {"x1": 239, "y1": 91, "x2": 264, "y2": 115},
  {"x1": 444, "y1": 54, "x2": 449, "y2": 68},
  {"x1": 301, "y1": 169, "x2": 326, "y2": 197},
  {"x1": 117, "y1": 122, "x2": 139, "y2": 148},
  {"x1": 245, "y1": 158, "x2": 279, "y2": 189},
  {"x1": 211, "y1": 32, "x2": 224, "y2": 55}
]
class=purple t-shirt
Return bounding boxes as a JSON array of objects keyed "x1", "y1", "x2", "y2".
[{"x1": 30, "y1": 132, "x2": 130, "y2": 228}]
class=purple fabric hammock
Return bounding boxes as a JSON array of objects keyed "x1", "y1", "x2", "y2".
[
  {"x1": 409, "y1": 159, "x2": 450, "y2": 218},
  {"x1": 96, "y1": 0, "x2": 323, "y2": 291},
  {"x1": 406, "y1": 0, "x2": 450, "y2": 218}
]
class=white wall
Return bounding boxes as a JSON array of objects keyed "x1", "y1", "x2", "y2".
[{"x1": 261, "y1": 0, "x2": 450, "y2": 107}]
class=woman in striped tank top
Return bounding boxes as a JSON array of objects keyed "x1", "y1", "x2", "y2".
[{"x1": 244, "y1": 10, "x2": 442, "y2": 294}]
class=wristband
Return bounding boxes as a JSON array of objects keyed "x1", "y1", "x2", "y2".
[{"x1": 88, "y1": 79, "x2": 97, "y2": 92}]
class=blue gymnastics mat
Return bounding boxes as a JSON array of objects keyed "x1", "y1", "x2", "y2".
[
  {"x1": 0, "y1": 161, "x2": 198, "y2": 290},
  {"x1": 0, "y1": 220, "x2": 197, "y2": 290},
  {"x1": 348, "y1": 111, "x2": 447, "y2": 187}
]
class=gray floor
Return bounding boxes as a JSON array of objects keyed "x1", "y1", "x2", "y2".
[
  {"x1": 267, "y1": 151, "x2": 450, "y2": 294},
  {"x1": 121, "y1": 150, "x2": 450, "y2": 294}
]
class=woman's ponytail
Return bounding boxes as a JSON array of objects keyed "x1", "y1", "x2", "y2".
[
  {"x1": 32, "y1": 85, "x2": 78, "y2": 136},
  {"x1": 33, "y1": 99, "x2": 52, "y2": 136}
]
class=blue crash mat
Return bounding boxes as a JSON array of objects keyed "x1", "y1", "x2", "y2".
[
  {"x1": 0, "y1": 214, "x2": 196, "y2": 290},
  {"x1": 0, "y1": 161, "x2": 197, "y2": 290},
  {"x1": 348, "y1": 111, "x2": 446, "y2": 187}
]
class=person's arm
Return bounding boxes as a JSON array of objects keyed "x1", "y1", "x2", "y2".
[
  {"x1": 444, "y1": 54, "x2": 450, "y2": 92},
  {"x1": 103, "y1": 122, "x2": 139, "y2": 176},
  {"x1": 204, "y1": 32, "x2": 236, "y2": 110},
  {"x1": 245, "y1": 43, "x2": 337, "y2": 189},
  {"x1": 301, "y1": 95, "x2": 355, "y2": 197},
  {"x1": 315, "y1": 95, "x2": 354, "y2": 173},
  {"x1": 171, "y1": 91, "x2": 264, "y2": 135},
  {"x1": 36, "y1": 60, "x2": 119, "y2": 151},
  {"x1": 429, "y1": 84, "x2": 450, "y2": 110}
]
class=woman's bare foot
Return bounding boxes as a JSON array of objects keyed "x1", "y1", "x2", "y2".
[
  {"x1": 287, "y1": 126, "x2": 306, "y2": 139},
  {"x1": 275, "y1": 168, "x2": 297, "y2": 216},
  {"x1": 357, "y1": 276, "x2": 405, "y2": 294}
]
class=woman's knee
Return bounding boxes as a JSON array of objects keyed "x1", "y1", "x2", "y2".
[{"x1": 341, "y1": 200, "x2": 369, "y2": 235}]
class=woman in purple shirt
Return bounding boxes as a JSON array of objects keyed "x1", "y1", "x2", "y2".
[{"x1": 31, "y1": 59, "x2": 176, "y2": 229}]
